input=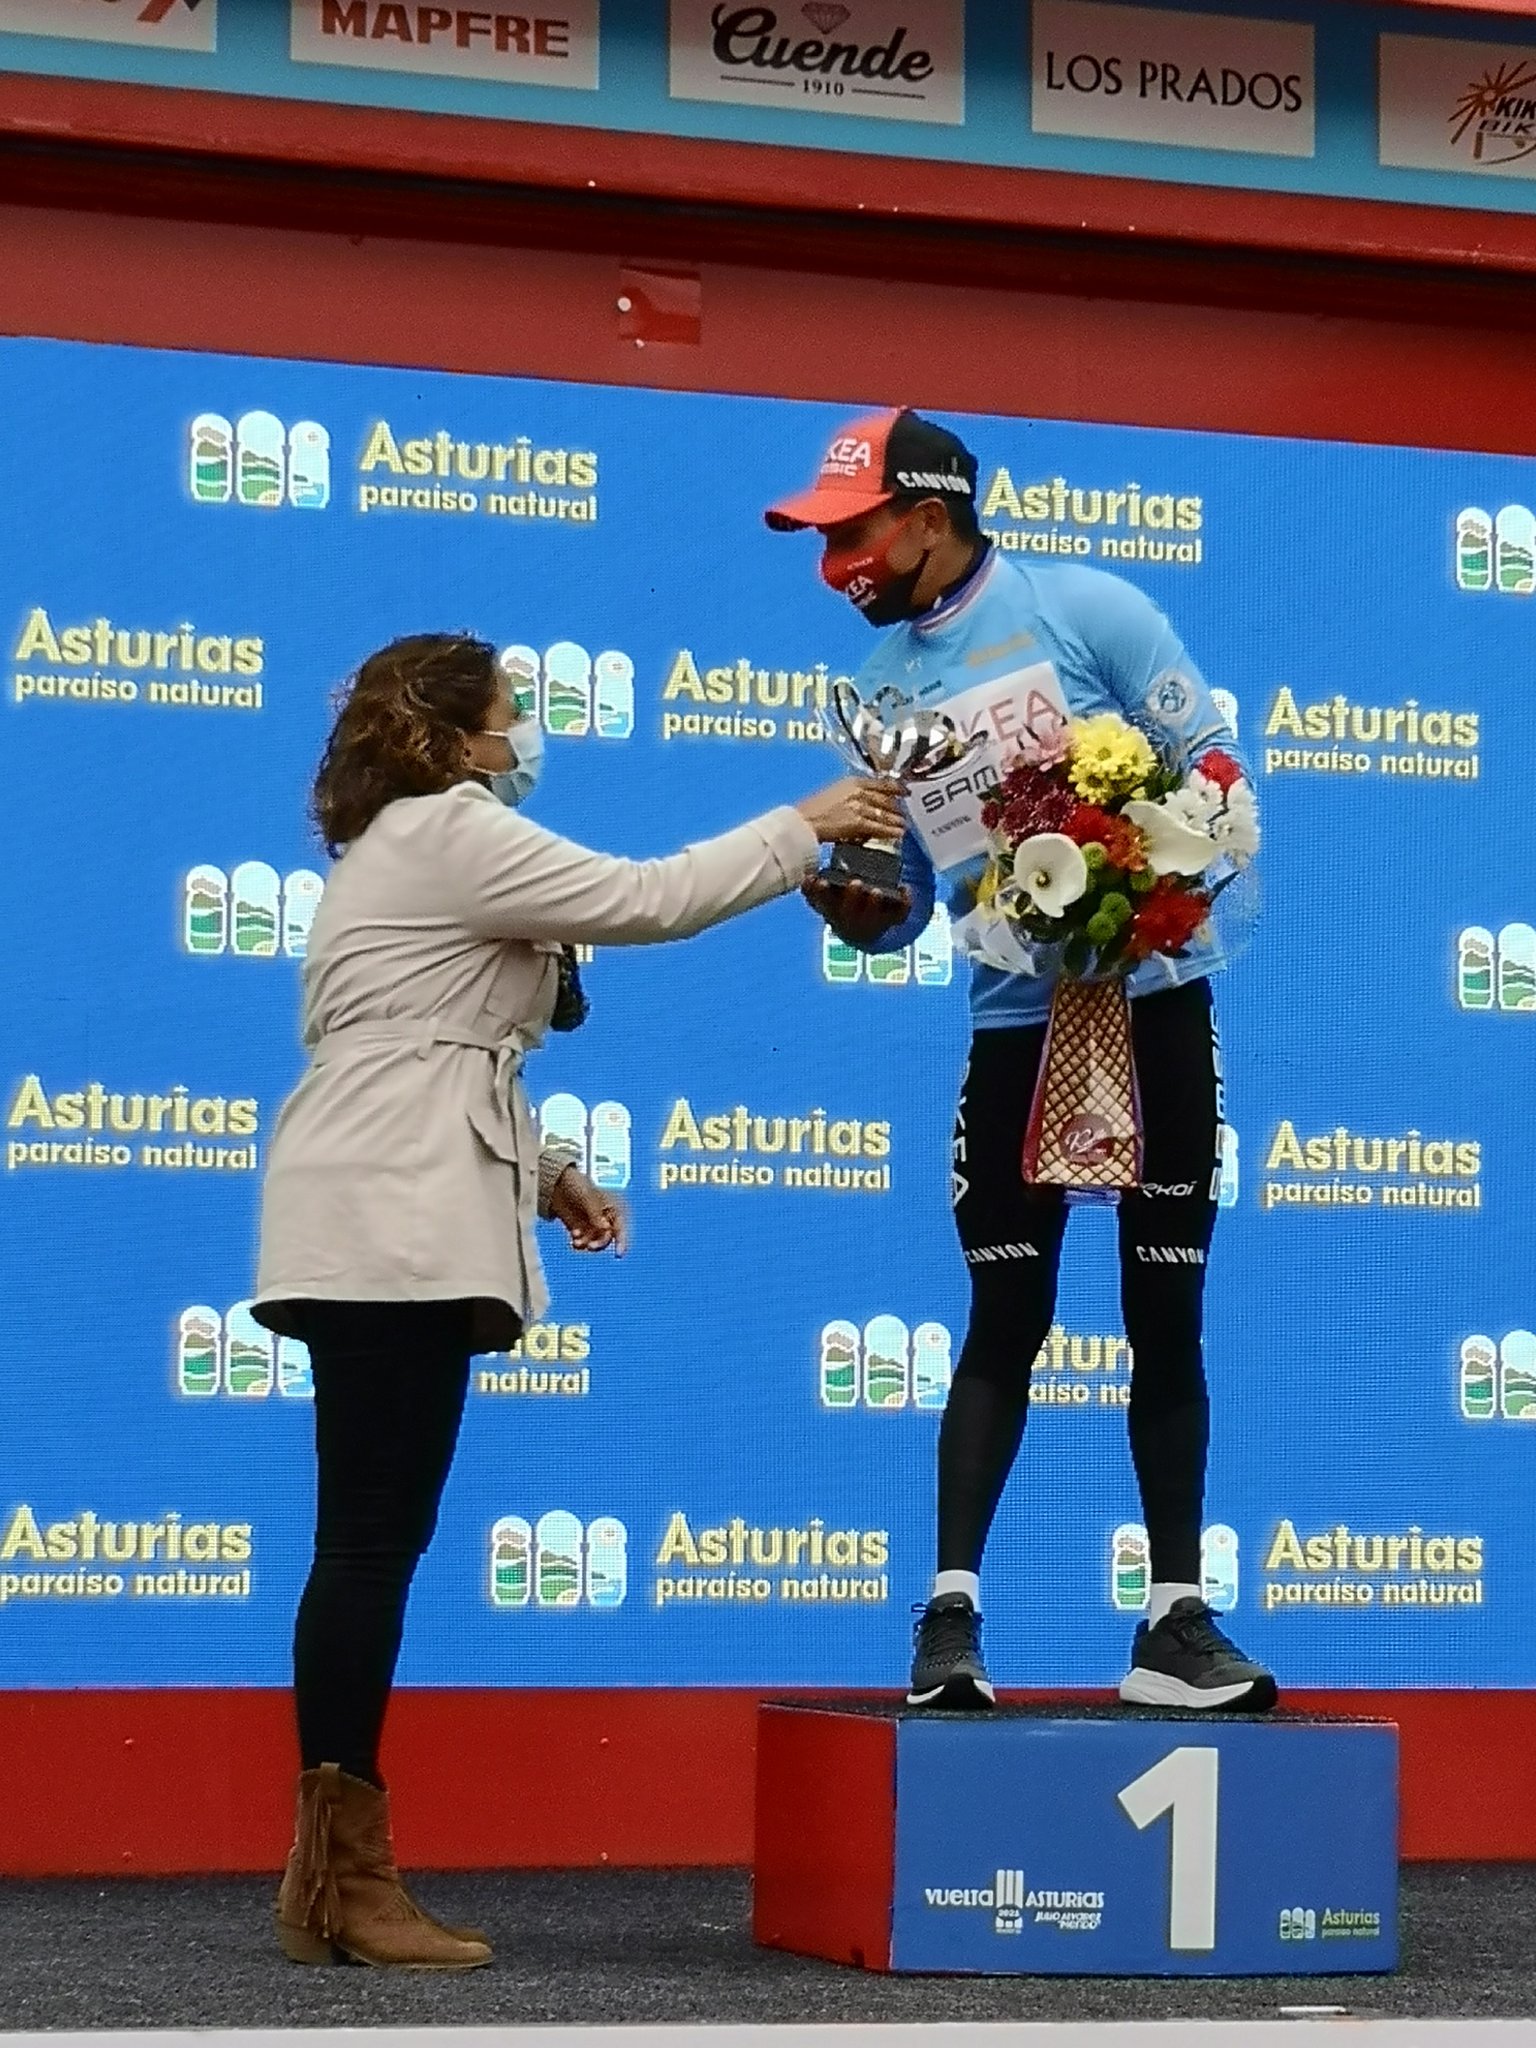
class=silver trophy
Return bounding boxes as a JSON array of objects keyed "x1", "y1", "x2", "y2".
[{"x1": 821, "y1": 680, "x2": 983, "y2": 901}]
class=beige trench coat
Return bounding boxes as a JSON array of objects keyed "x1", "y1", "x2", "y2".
[{"x1": 254, "y1": 780, "x2": 818, "y2": 1350}]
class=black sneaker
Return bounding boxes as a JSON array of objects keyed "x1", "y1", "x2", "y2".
[
  {"x1": 907, "y1": 1593, "x2": 997, "y2": 1710},
  {"x1": 1120, "y1": 1596, "x2": 1278, "y2": 1712}
]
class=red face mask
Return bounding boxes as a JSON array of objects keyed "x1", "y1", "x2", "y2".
[{"x1": 820, "y1": 509, "x2": 929, "y2": 626}]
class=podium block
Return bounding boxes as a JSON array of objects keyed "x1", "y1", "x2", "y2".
[{"x1": 754, "y1": 1702, "x2": 1398, "y2": 1977}]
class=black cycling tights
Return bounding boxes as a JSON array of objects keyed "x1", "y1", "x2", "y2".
[
  {"x1": 940, "y1": 978, "x2": 1221, "y2": 1587},
  {"x1": 292, "y1": 1300, "x2": 475, "y2": 1788}
]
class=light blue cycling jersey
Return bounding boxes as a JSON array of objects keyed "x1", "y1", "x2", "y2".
[{"x1": 850, "y1": 547, "x2": 1252, "y2": 1030}]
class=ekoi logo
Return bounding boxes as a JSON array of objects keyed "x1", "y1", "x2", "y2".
[
  {"x1": 535, "y1": 1093, "x2": 632, "y2": 1189},
  {"x1": 188, "y1": 412, "x2": 329, "y2": 509},
  {"x1": 498, "y1": 642, "x2": 635, "y2": 739}
]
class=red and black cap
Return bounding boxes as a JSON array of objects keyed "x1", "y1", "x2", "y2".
[{"x1": 765, "y1": 407, "x2": 978, "y2": 532}]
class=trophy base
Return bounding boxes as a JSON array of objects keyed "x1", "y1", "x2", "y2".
[{"x1": 825, "y1": 840, "x2": 905, "y2": 899}]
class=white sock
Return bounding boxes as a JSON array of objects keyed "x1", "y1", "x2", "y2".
[
  {"x1": 1148, "y1": 1582, "x2": 1201, "y2": 1627},
  {"x1": 932, "y1": 1569, "x2": 980, "y2": 1608}
]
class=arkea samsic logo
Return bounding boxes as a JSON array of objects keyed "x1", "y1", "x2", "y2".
[
  {"x1": 535, "y1": 1094, "x2": 632, "y2": 1189},
  {"x1": 1455, "y1": 505, "x2": 1535, "y2": 593},
  {"x1": 183, "y1": 864, "x2": 324, "y2": 958},
  {"x1": 1458, "y1": 1332, "x2": 1536, "y2": 1421},
  {"x1": 1456, "y1": 925, "x2": 1536, "y2": 1011},
  {"x1": 175, "y1": 1303, "x2": 312, "y2": 1399},
  {"x1": 1111, "y1": 1523, "x2": 1239, "y2": 1614},
  {"x1": 818, "y1": 1316, "x2": 952, "y2": 1409},
  {"x1": 822, "y1": 906, "x2": 952, "y2": 987},
  {"x1": 189, "y1": 412, "x2": 330, "y2": 509},
  {"x1": 499, "y1": 643, "x2": 633, "y2": 739},
  {"x1": 489, "y1": 1513, "x2": 627, "y2": 1610}
]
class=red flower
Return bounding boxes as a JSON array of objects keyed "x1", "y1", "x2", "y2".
[
  {"x1": 990, "y1": 761, "x2": 1075, "y2": 843},
  {"x1": 981, "y1": 799, "x2": 1001, "y2": 830},
  {"x1": 1065, "y1": 804, "x2": 1147, "y2": 872},
  {"x1": 1063, "y1": 804, "x2": 1117, "y2": 846},
  {"x1": 1127, "y1": 882, "x2": 1210, "y2": 960},
  {"x1": 1195, "y1": 749, "x2": 1244, "y2": 794}
]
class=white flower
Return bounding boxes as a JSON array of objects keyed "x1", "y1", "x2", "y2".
[
  {"x1": 1123, "y1": 798, "x2": 1218, "y2": 878},
  {"x1": 1011, "y1": 833, "x2": 1089, "y2": 919},
  {"x1": 1174, "y1": 774, "x2": 1224, "y2": 828},
  {"x1": 1209, "y1": 781, "x2": 1260, "y2": 865},
  {"x1": 951, "y1": 907, "x2": 1048, "y2": 977}
]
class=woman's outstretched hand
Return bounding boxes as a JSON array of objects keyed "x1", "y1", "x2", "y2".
[
  {"x1": 550, "y1": 1167, "x2": 630, "y2": 1256},
  {"x1": 794, "y1": 775, "x2": 906, "y2": 845}
]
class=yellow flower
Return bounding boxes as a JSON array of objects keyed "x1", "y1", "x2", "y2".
[
  {"x1": 1067, "y1": 715, "x2": 1157, "y2": 803},
  {"x1": 975, "y1": 860, "x2": 1001, "y2": 913}
]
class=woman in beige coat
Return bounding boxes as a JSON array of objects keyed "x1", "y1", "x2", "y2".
[{"x1": 252, "y1": 632, "x2": 904, "y2": 1970}]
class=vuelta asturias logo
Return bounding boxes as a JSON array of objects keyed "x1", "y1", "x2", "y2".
[
  {"x1": 1457, "y1": 1332, "x2": 1536, "y2": 1421},
  {"x1": 188, "y1": 411, "x2": 330, "y2": 509},
  {"x1": 1454, "y1": 505, "x2": 1535, "y2": 593},
  {"x1": 488, "y1": 1513, "x2": 628, "y2": 1610},
  {"x1": 817, "y1": 1316, "x2": 952, "y2": 1410},
  {"x1": 499, "y1": 642, "x2": 634, "y2": 739},
  {"x1": 1111, "y1": 1522, "x2": 1240, "y2": 1614},
  {"x1": 535, "y1": 1093, "x2": 633, "y2": 1189},
  {"x1": 174, "y1": 1303, "x2": 312, "y2": 1400}
]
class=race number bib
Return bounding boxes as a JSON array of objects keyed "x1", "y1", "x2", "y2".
[{"x1": 907, "y1": 661, "x2": 1072, "y2": 872}]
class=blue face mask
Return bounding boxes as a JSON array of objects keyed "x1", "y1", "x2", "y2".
[{"x1": 484, "y1": 717, "x2": 544, "y2": 809}]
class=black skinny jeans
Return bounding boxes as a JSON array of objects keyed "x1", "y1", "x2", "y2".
[{"x1": 292, "y1": 1301, "x2": 477, "y2": 1786}]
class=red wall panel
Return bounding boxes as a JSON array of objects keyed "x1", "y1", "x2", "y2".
[
  {"x1": 0, "y1": 190, "x2": 1532, "y2": 1874},
  {"x1": 1, "y1": 1689, "x2": 1532, "y2": 1874}
]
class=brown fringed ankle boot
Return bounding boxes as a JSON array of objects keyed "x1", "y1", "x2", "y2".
[{"x1": 275, "y1": 1763, "x2": 492, "y2": 1968}]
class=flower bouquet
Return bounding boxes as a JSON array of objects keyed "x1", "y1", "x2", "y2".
[{"x1": 954, "y1": 712, "x2": 1259, "y2": 1192}]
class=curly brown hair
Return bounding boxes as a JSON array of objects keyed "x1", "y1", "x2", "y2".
[{"x1": 313, "y1": 633, "x2": 500, "y2": 854}]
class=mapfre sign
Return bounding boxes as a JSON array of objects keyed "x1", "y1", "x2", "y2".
[{"x1": 290, "y1": 0, "x2": 600, "y2": 88}]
